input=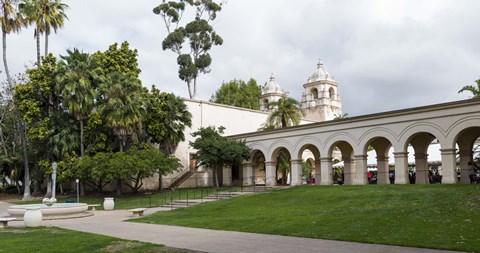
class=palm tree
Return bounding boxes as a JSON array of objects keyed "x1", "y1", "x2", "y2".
[
  {"x1": 20, "y1": 0, "x2": 68, "y2": 64},
  {"x1": 458, "y1": 79, "x2": 480, "y2": 98},
  {"x1": 265, "y1": 95, "x2": 304, "y2": 128},
  {"x1": 57, "y1": 48, "x2": 100, "y2": 157},
  {"x1": 1, "y1": 0, "x2": 31, "y2": 200},
  {"x1": 99, "y1": 72, "x2": 144, "y2": 196},
  {"x1": 159, "y1": 93, "x2": 192, "y2": 155}
]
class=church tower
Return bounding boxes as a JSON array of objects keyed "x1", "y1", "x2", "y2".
[
  {"x1": 259, "y1": 74, "x2": 285, "y2": 111},
  {"x1": 300, "y1": 60, "x2": 342, "y2": 121}
]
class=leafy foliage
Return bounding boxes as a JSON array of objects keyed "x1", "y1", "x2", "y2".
[
  {"x1": 458, "y1": 79, "x2": 480, "y2": 98},
  {"x1": 72, "y1": 147, "x2": 180, "y2": 193},
  {"x1": 144, "y1": 86, "x2": 192, "y2": 155},
  {"x1": 153, "y1": 0, "x2": 224, "y2": 98},
  {"x1": 265, "y1": 95, "x2": 304, "y2": 128},
  {"x1": 92, "y1": 41, "x2": 141, "y2": 78},
  {"x1": 210, "y1": 78, "x2": 261, "y2": 110},
  {"x1": 190, "y1": 126, "x2": 250, "y2": 187}
]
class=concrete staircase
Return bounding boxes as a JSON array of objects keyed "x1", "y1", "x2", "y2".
[{"x1": 168, "y1": 170, "x2": 194, "y2": 189}]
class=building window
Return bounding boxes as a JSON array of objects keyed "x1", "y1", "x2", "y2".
[
  {"x1": 311, "y1": 88, "x2": 318, "y2": 99},
  {"x1": 329, "y1": 87, "x2": 335, "y2": 100}
]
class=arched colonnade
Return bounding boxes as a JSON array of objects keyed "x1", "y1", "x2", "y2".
[{"x1": 229, "y1": 99, "x2": 480, "y2": 186}]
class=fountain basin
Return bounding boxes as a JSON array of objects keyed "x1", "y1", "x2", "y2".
[{"x1": 7, "y1": 203, "x2": 90, "y2": 220}]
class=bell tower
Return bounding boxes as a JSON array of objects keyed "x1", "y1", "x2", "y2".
[
  {"x1": 259, "y1": 73, "x2": 285, "y2": 111},
  {"x1": 300, "y1": 60, "x2": 342, "y2": 121}
]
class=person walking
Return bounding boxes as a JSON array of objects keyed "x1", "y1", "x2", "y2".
[{"x1": 467, "y1": 161, "x2": 478, "y2": 184}]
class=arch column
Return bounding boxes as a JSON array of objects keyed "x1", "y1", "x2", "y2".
[
  {"x1": 377, "y1": 155, "x2": 389, "y2": 184},
  {"x1": 222, "y1": 165, "x2": 232, "y2": 186},
  {"x1": 242, "y1": 162, "x2": 253, "y2": 186},
  {"x1": 314, "y1": 159, "x2": 321, "y2": 185},
  {"x1": 290, "y1": 159, "x2": 303, "y2": 186},
  {"x1": 265, "y1": 161, "x2": 277, "y2": 187},
  {"x1": 394, "y1": 152, "x2": 409, "y2": 184},
  {"x1": 320, "y1": 157, "x2": 332, "y2": 185},
  {"x1": 458, "y1": 150, "x2": 472, "y2": 183},
  {"x1": 440, "y1": 148, "x2": 457, "y2": 184},
  {"x1": 343, "y1": 157, "x2": 354, "y2": 185},
  {"x1": 353, "y1": 155, "x2": 367, "y2": 185},
  {"x1": 414, "y1": 153, "x2": 429, "y2": 184}
]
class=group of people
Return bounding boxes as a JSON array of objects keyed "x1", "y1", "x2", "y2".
[{"x1": 467, "y1": 161, "x2": 480, "y2": 184}]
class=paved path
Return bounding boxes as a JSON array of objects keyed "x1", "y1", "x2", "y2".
[{"x1": 0, "y1": 200, "x2": 463, "y2": 253}]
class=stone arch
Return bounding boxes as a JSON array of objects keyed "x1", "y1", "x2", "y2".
[
  {"x1": 446, "y1": 116, "x2": 480, "y2": 148},
  {"x1": 294, "y1": 137, "x2": 322, "y2": 185},
  {"x1": 270, "y1": 146, "x2": 292, "y2": 186},
  {"x1": 450, "y1": 123, "x2": 480, "y2": 183},
  {"x1": 327, "y1": 138, "x2": 356, "y2": 185},
  {"x1": 398, "y1": 122, "x2": 446, "y2": 150},
  {"x1": 267, "y1": 139, "x2": 294, "y2": 161},
  {"x1": 402, "y1": 131, "x2": 440, "y2": 185},
  {"x1": 250, "y1": 149, "x2": 266, "y2": 186},
  {"x1": 293, "y1": 136, "x2": 322, "y2": 159},
  {"x1": 362, "y1": 136, "x2": 394, "y2": 184},
  {"x1": 358, "y1": 127, "x2": 398, "y2": 152}
]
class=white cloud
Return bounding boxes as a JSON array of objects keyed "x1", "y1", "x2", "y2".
[{"x1": 2, "y1": 0, "x2": 479, "y2": 116}]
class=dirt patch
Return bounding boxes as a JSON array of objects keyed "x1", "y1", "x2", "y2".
[
  {"x1": 0, "y1": 229, "x2": 29, "y2": 233},
  {"x1": 103, "y1": 241, "x2": 143, "y2": 252}
]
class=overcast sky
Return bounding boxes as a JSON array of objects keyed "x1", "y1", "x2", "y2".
[{"x1": 5, "y1": 0, "x2": 480, "y2": 116}]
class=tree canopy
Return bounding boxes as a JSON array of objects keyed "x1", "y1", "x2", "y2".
[
  {"x1": 153, "y1": 0, "x2": 224, "y2": 98},
  {"x1": 264, "y1": 95, "x2": 304, "y2": 129},
  {"x1": 210, "y1": 78, "x2": 261, "y2": 110},
  {"x1": 190, "y1": 126, "x2": 250, "y2": 187}
]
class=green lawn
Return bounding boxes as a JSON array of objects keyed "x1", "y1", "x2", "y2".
[
  {"x1": 134, "y1": 184, "x2": 480, "y2": 252},
  {"x1": 10, "y1": 187, "x2": 238, "y2": 210},
  {"x1": 0, "y1": 227, "x2": 199, "y2": 253}
]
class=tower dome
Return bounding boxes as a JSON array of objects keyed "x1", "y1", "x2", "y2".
[
  {"x1": 301, "y1": 60, "x2": 342, "y2": 121},
  {"x1": 259, "y1": 73, "x2": 285, "y2": 111},
  {"x1": 308, "y1": 60, "x2": 335, "y2": 83},
  {"x1": 262, "y1": 74, "x2": 284, "y2": 95}
]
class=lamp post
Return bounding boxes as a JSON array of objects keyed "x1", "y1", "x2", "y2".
[
  {"x1": 76, "y1": 179, "x2": 79, "y2": 203},
  {"x1": 52, "y1": 162, "x2": 57, "y2": 201}
]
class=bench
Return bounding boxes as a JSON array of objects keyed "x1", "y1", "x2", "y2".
[
  {"x1": 87, "y1": 204, "x2": 100, "y2": 211},
  {"x1": 0, "y1": 217, "x2": 16, "y2": 228},
  {"x1": 128, "y1": 208, "x2": 147, "y2": 217}
]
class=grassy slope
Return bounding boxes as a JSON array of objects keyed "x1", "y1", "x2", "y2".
[
  {"x1": 0, "y1": 227, "x2": 195, "y2": 253},
  {"x1": 135, "y1": 185, "x2": 480, "y2": 252},
  {"x1": 9, "y1": 187, "x2": 231, "y2": 210}
]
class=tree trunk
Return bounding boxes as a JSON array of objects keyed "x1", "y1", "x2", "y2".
[
  {"x1": 36, "y1": 30, "x2": 41, "y2": 65},
  {"x1": 3, "y1": 29, "x2": 32, "y2": 200},
  {"x1": 45, "y1": 176, "x2": 52, "y2": 198},
  {"x1": 0, "y1": 126, "x2": 7, "y2": 155},
  {"x1": 116, "y1": 179, "x2": 122, "y2": 196},
  {"x1": 44, "y1": 26, "x2": 49, "y2": 57},
  {"x1": 158, "y1": 172, "x2": 163, "y2": 191},
  {"x1": 193, "y1": 77, "x2": 197, "y2": 99},
  {"x1": 33, "y1": 161, "x2": 41, "y2": 195},
  {"x1": 187, "y1": 81, "x2": 194, "y2": 99},
  {"x1": 80, "y1": 120, "x2": 84, "y2": 156},
  {"x1": 80, "y1": 181, "x2": 85, "y2": 196}
]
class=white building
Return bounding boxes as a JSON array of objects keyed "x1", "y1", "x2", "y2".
[{"x1": 153, "y1": 61, "x2": 341, "y2": 189}]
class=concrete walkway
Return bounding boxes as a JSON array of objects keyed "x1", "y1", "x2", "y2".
[{"x1": 0, "y1": 201, "x2": 463, "y2": 253}]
